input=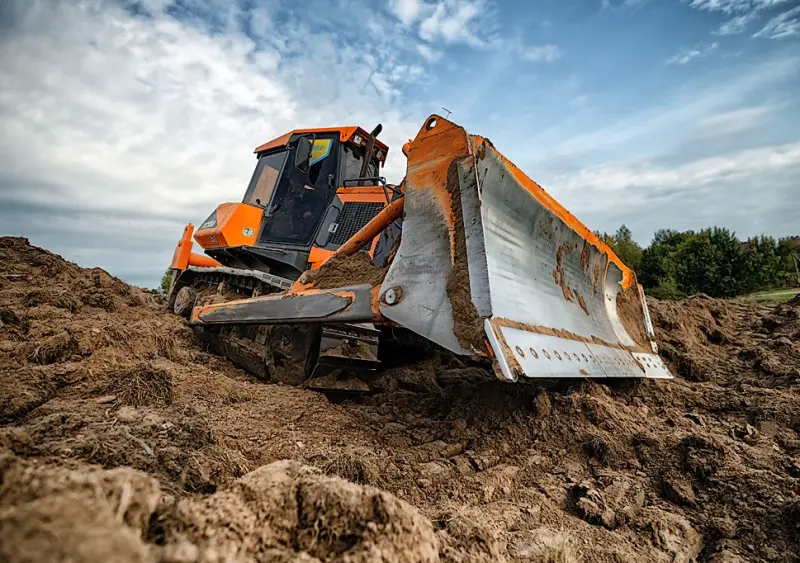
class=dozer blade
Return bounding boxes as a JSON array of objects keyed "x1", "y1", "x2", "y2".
[{"x1": 379, "y1": 115, "x2": 671, "y2": 381}]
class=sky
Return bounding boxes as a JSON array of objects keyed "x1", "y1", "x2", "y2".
[{"x1": 0, "y1": 0, "x2": 798, "y2": 287}]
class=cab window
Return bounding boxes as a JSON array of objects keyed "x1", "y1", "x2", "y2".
[
  {"x1": 342, "y1": 143, "x2": 379, "y2": 184},
  {"x1": 243, "y1": 150, "x2": 287, "y2": 207}
]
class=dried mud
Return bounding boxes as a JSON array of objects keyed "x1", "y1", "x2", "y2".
[
  {"x1": 308, "y1": 251, "x2": 386, "y2": 290},
  {"x1": 1, "y1": 236, "x2": 800, "y2": 562},
  {"x1": 445, "y1": 160, "x2": 486, "y2": 352},
  {"x1": 616, "y1": 287, "x2": 649, "y2": 348}
]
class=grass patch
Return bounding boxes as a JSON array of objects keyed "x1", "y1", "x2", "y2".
[
  {"x1": 736, "y1": 288, "x2": 799, "y2": 305},
  {"x1": 103, "y1": 362, "x2": 174, "y2": 407}
]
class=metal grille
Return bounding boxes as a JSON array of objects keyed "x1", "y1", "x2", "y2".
[{"x1": 329, "y1": 202, "x2": 383, "y2": 246}]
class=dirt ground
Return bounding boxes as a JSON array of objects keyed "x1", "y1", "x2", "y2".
[{"x1": 1, "y1": 236, "x2": 799, "y2": 562}]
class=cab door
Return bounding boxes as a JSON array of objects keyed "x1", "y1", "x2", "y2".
[{"x1": 257, "y1": 135, "x2": 339, "y2": 247}]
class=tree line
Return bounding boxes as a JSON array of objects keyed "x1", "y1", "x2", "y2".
[{"x1": 595, "y1": 226, "x2": 800, "y2": 299}]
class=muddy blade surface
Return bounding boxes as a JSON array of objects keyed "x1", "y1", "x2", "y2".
[{"x1": 381, "y1": 115, "x2": 671, "y2": 381}]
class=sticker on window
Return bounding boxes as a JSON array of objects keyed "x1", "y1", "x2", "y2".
[{"x1": 309, "y1": 139, "x2": 333, "y2": 166}]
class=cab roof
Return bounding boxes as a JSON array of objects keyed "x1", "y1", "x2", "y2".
[{"x1": 254, "y1": 126, "x2": 389, "y2": 164}]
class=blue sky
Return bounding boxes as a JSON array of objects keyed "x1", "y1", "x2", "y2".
[{"x1": 0, "y1": 0, "x2": 798, "y2": 286}]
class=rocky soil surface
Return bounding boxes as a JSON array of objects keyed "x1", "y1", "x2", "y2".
[{"x1": 1, "y1": 236, "x2": 799, "y2": 562}]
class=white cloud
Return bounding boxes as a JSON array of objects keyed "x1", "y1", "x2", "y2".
[
  {"x1": 688, "y1": 0, "x2": 799, "y2": 41},
  {"x1": 692, "y1": 105, "x2": 772, "y2": 138},
  {"x1": 387, "y1": 0, "x2": 494, "y2": 47},
  {"x1": 416, "y1": 43, "x2": 443, "y2": 61},
  {"x1": 521, "y1": 44, "x2": 563, "y2": 62},
  {"x1": 0, "y1": 0, "x2": 432, "y2": 286},
  {"x1": 753, "y1": 5, "x2": 800, "y2": 38},
  {"x1": 715, "y1": 12, "x2": 756, "y2": 34},
  {"x1": 548, "y1": 142, "x2": 800, "y2": 241},
  {"x1": 389, "y1": 0, "x2": 424, "y2": 24},
  {"x1": 666, "y1": 41, "x2": 718, "y2": 64},
  {"x1": 526, "y1": 54, "x2": 798, "y2": 168},
  {"x1": 686, "y1": 0, "x2": 792, "y2": 14},
  {"x1": 418, "y1": 0, "x2": 489, "y2": 46}
]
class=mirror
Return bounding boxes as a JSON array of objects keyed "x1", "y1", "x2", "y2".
[{"x1": 295, "y1": 136, "x2": 312, "y2": 172}]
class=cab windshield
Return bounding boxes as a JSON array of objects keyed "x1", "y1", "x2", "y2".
[{"x1": 243, "y1": 150, "x2": 287, "y2": 207}]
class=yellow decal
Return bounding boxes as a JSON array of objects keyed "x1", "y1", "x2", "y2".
[{"x1": 309, "y1": 139, "x2": 332, "y2": 165}]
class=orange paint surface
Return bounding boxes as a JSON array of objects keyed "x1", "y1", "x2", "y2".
[
  {"x1": 335, "y1": 187, "x2": 388, "y2": 203},
  {"x1": 170, "y1": 223, "x2": 221, "y2": 271},
  {"x1": 169, "y1": 223, "x2": 195, "y2": 271},
  {"x1": 253, "y1": 126, "x2": 389, "y2": 163},
  {"x1": 188, "y1": 253, "x2": 221, "y2": 268},
  {"x1": 308, "y1": 246, "x2": 335, "y2": 270},
  {"x1": 405, "y1": 115, "x2": 473, "y2": 265},
  {"x1": 194, "y1": 203, "x2": 262, "y2": 250}
]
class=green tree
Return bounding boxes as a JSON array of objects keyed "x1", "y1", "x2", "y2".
[
  {"x1": 611, "y1": 225, "x2": 643, "y2": 272},
  {"x1": 743, "y1": 236, "x2": 782, "y2": 291},
  {"x1": 593, "y1": 225, "x2": 643, "y2": 272},
  {"x1": 160, "y1": 268, "x2": 174, "y2": 295},
  {"x1": 639, "y1": 229, "x2": 690, "y2": 298},
  {"x1": 777, "y1": 237, "x2": 800, "y2": 287},
  {"x1": 634, "y1": 227, "x2": 797, "y2": 299},
  {"x1": 639, "y1": 228, "x2": 751, "y2": 298},
  {"x1": 673, "y1": 228, "x2": 748, "y2": 297}
]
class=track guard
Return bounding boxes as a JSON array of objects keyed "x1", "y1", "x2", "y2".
[{"x1": 381, "y1": 115, "x2": 671, "y2": 381}]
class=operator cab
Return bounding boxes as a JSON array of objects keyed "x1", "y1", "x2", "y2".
[{"x1": 194, "y1": 126, "x2": 397, "y2": 279}]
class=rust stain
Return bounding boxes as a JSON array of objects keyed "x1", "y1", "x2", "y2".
[
  {"x1": 476, "y1": 140, "x2": 487, "y2": 160},
  {"x1": 554, "y1": 242, "x2": 577, "y2": 302},
  {"x1": 575, "y1": 290, "x2": 590, "y2": 316},
  {"x1": 579, "y1": 369, "x2": 589, "y2": 376},
  {"x1": 487, "y1": 321, "x2": 525, "y2": 380},
  {"x1": 492, "y1": 317, "x2": 649, "y2": 353},
  {"x1": 580, "y1": 242, "x2": 590, "y2": 271},
  {"x1": 537, "y1": 216, "x2": 555, "y2": 242},
  {"x1": 591, "y1": 263, "x2": 603, "y2": 296},
  {"x1": 483, "y1": 142, "x2": 635, "y2": 289}
]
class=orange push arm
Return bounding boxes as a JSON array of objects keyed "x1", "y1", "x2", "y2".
[
  {"x1": 170, "y1": 223, "x2": 194, "y2": 271},
  {"x1": 188, "y1": 253, "x2": 221, "y2": 268},
  {"x1": 169, "y1": 223, "x2": 221, "y2": 271},
  {"x1": 334, "y1": 197, "x2": 404, "y2": 258}
]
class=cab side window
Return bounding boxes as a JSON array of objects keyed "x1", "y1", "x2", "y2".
[{"x1": 342, "y1": 144, "x2": 378, "y2": 184}]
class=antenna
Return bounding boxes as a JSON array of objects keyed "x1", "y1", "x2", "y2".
[{"x1": 441, "y1": 107, "x2": 452, "y2": 119}]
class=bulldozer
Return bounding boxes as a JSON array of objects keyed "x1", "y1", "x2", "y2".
[{"x1": 167, "y1": 114, "x2": 671, "y2": 392}]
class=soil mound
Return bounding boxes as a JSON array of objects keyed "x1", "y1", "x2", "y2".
[
  {"x1": 165, "y1": 459, "x2": 438, "y2": 563},
  {"x1": 0, "y1": 450, "x2": 160, "y2": 563},
  {"x1": 1, "y1": 236, "x2": 799, "y2": 562},
  {"x1": 0, "y1": 451, "x2": 437, "y2": 563}
]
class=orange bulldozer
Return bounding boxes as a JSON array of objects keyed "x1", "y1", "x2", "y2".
[{"x1": 167, "y1": 115, "x2": 671, "y2": 392}]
